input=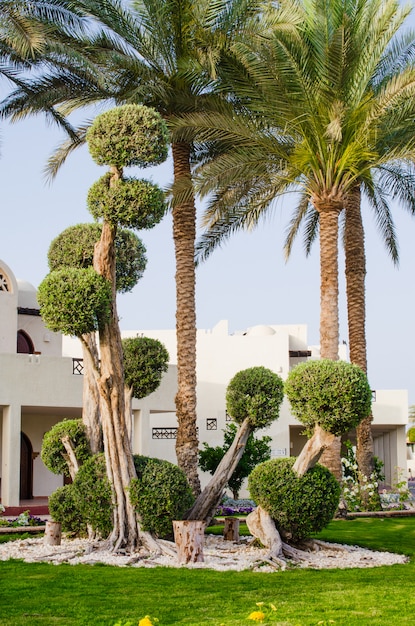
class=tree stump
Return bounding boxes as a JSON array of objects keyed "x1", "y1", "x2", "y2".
[
  {"x1": 224, "y1": 517, "x2": 240, "y2": 541},
  {"x1": 44, "y1": 521, "x2": 62, "y2": 546},
  {"x1": 173, "y1": 520, "x2": 205, "y2": 563}
]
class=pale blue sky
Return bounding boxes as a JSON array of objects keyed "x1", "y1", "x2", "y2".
[{"x1": 1, "y1": 25, "x2": 415, "y2": 407}]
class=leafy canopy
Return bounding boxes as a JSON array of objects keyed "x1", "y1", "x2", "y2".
[
  {"x1": 284, "y1": 359, "x2": 372, "y2": 436},
  {"x1": 47, "y1": 223, "x2": 147, "y2": 293},
  {"x1": 226, "y1": 366, "x2": 284, "y2": 429},
  {"x1": 38, "y1": 267, "x2": 112, "y2": 336},
  {"x1": 122, "y1": 337, "x2": 169, "y2": 399}
]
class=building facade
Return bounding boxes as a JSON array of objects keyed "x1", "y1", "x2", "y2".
[{"x1": 0, "y1": 260, "x2": 408, "y2": 506}]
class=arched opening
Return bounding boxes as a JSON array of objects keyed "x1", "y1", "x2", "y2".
[
  {"x1": 20, "y1": 432, "x2": 33, "y2": 500},
  {"x1": 17, "y1": 330, "x2": 34, "y2": 354}
]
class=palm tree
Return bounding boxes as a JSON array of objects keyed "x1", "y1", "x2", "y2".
[
  {"x1": 0, "y1": 0, "x2": 262, "y2": 495},
  {"x1": 172, "y1": 0, "x2": 415, "y2": 478}
]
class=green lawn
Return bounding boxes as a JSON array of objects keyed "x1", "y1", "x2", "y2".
[{"x1": 0, "y1": 517, "x2": 414, "y2": 625}]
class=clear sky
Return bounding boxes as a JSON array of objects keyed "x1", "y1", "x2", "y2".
[{"x1": 1, "y1": 70, "x2": 415, "y2": 408}]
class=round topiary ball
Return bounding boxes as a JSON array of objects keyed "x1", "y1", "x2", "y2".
[
  {"x1": 38, "y1": 267, "x2": 112, "y2": 336},
  {"x1": 86, "y1": 104, "x2": 169, "y2": 168},
  {"x1": 72, "y1": 454, "x2": 113, "y2": 539},
  {"x1": 284, "y1": 359, "x2": 372, "y2": 436},
  {"x1": 226, "y1": 366, "x2": 284, "y2": 429},
  {"x1": 123, "y1": 337, "x2": 169, "y2": 399},
  {"x1": 47, "y1": 223, "x2": 147, "y2": 294},
  {"x1": 87, "y1": 174, "x2": 167, "y2": 229},
  {"x1": 129, "y1": 456, "x2": 194, "y2": 539},
  {"x1": 48, "y1": 484, "x2": 86, "y2": 535},
  {"x1": 41, "y1": 419, "x2": 91, "y2": 477},
  {"x1": 248, "y1": 457, "x2": 340, "y2": 542}
]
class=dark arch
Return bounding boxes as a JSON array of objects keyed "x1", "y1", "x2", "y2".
[
  {"x1": 17, "y1": 330, "x2": 34, "y2": 354},
  {"x1": 20, "y1": 432, "x2": 33, "y2": 500}
]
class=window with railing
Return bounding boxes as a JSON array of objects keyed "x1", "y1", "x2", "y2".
[
  {"x1": 72, "y1": 359, "x2": 84, "y2": 375},
  {"x1": 152, "y1": 427, "x2": 178, "y2": 439}
]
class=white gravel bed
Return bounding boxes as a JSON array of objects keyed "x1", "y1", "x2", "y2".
[{"x1": 0, "y1": 534, "x2": 408, "y2": 572}]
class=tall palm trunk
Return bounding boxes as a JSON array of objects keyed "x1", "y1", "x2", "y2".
[
  {"x1": 344, "y1": 185, "x2": 375, "y2": 482},
  {"x1": 171, "y1": 141, "x2": 201, "y2": 496},
  {"x1": 315, "y1": 201, "x2": 342, "y2": 480}
]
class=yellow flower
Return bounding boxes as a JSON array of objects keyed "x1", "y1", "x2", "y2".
[
  {"x1": 138, "y1": 617, "x2": 153, "y2": 626},
  {"x1": 270, "y1": 604, "x2": 277, "y2": 612},
  {"x1": 248, "y1": 611, "x2": 266, "y2": 622},
  {"x1": 256, "y1": 602, "x2": 264, "y2": 607}
]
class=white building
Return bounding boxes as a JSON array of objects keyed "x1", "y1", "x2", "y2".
[{"x1": 0, "y1": 260, "x2": 408, "y2": 506}]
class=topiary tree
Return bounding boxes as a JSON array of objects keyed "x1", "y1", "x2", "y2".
[
  {"x1": 248, "y1": 458, "x2": 340, "y2": 542},
  {"x1": 246, "y1": 359, "x2": 371, "y2": 560},
  {"x1": 129, "y1": 456, "x2": 194, "y2": 540},
  {"x1": 39, "y1": 103, "x2": 169, "y2": 551},
  {"x1": 41, "y1": 419, "x2": 91, "y2": 481},
  {"x1": 284, "y1": 359, "x2": 372, "y2": 476},
  {"x1": 84, "y1": 104, "x2": 168, "y2": 551},
  {"x1": 122, "y1": 336, "x2": 169, "y2": 441},
  {"x1": 186, "y1": 366, "x2": 284, "y2": 524},
  {"x1": 199, "y1": 422, "x2": 272, "y2": 500}
]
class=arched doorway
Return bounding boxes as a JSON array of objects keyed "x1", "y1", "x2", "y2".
[
  {"x1": 17, "y1": 330, "x2": 34, "y2": 354},
  {"x1": 20, "y1": 432, "x2": 33, "y2": 500}
]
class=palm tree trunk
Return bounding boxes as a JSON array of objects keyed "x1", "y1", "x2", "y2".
[
  {"x1": 171, "y1": 141, "x2": 201, "y2": 496},
  {"x1": 314, "y1": 201, "x2": 342, "y2": 480},
  {"x1": 344, "y1": 186, "x2": 375, "y2": 483}
]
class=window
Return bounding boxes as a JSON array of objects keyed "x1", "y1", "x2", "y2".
[
  {"x1": 17, "y1": 330, "x2": 34, "y2": 354},
  {"x1": 0, "y1": 272, "x2": 10, "y2": 292}
]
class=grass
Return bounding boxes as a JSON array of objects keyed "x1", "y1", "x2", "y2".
[{"x1": 1, "y1": 517, "x2": 414, "y2": 625}]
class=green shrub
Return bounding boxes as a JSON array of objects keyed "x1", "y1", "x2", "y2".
[
  {"x1": 48, "y1": 485, "x2": 86, "y2": 535},
  {"x1": 48, "y1": 223, "x2": 147, "y2": 294},
  {"x1": 41, "y1": 419, "x2": 91, "y2": 477},
  {"x1": 408, "y1": 427, "x2": 415, "y2": 444},
  {"x1": 87, "y1": 174, "x2": 166, "y2": 229},
  {"x1": 226, "y1": 366, "x2": 284, "y2": 429},
  {"x1": 38, "y1": 267, "x2": 112, "y2": 336},
  {"x1": 72, "y1": 454, "x2": 113, "y2": 538},
  {"x1": 284, "y1": 359, "x2": 372, "y2": 436},
  {"x1": 248, "y1": 457, "x2": 340, "y2": 542},
  {"x1": 123, "y1": 336, "x2": 169, "y2": 399},
  {"x1": 130, "y1": 456, "x2": 194, "y2": 539},
  {"x1": 86, "y1": 104, "x2": 169, "y2": 168}
]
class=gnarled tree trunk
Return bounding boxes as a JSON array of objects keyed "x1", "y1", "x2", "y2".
[
  {"x1": 81, "y1": 333, "x2": 102, "y2": 454},
  {"x1": 185, "y1": 417, "x2": 252, "y2": 525}
]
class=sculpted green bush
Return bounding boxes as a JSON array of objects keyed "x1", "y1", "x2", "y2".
[
  {"x1": 129, "y1": 456, "x2": 194, "y2": 539},
  {"x1": 249, "y1": 458, "x2": 340, "y2": 542},
  {"x1": 49, "y1": 455, "x2": 112, "y2": 538},
  {"x1": 86, "y1": 104, "x2": 169, "y2": 168},
  {"x1": 48, "y1": 485, "x2": 86, "y2": 535},
  {"x1": 38, "y1": 267, "x2": 112, "y2": 336},
  {"x1": 226, "y1": 366, "x2": 284, "y2": 429},
  {"x1": 72, "y1": 454, "x2": 112, "y2": 538},
  {"x1": 284, "y1": 359, "x2": 372, "y2": 436},
  {"x1": 87, "y1": 174, "x2": 166, "y2": 229},
  {"x1": 48, "y1": 223, "x2": 147, "y2": 293},
  {"x1": 123, "y1": 337, "x2": 169, "y2": 399},
  {"x1": 41, "y1": 419, "x2": 91, "y2": 477},
  {"x1": 408, "y1": 427, "x2": 415, "y2": 444}
]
